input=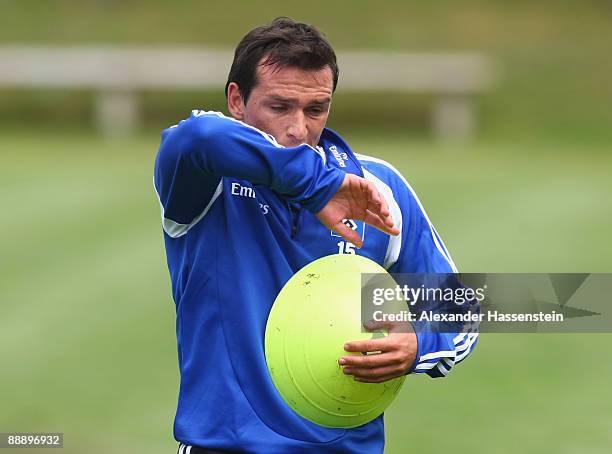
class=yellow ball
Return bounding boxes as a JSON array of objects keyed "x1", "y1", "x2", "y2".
[{"x1": 265, "y1": 254, "x2": 405, "y2": 428}]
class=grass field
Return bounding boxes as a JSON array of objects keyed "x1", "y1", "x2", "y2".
[
  {"x1": 2, "y1": 1, "x2": 612, "y2": 145},
  {"x1": 1, "y1": 1, "x2": 611, "y2": 452},
  {"x1": 1, "y1": 129, "x2": 611, "y2": 453}
]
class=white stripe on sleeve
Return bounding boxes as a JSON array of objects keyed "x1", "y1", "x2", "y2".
[
  {"x1": 455, "y1": 333, "x2": 479, "y2": 362},
  {"x1": 415, "y1": 362, "x2": 439, "y2": 371},
  {"x1": 419, "y1": 350, "x2": 456, "y2": 362},
  {"x1": 155, "y1": 178, "x2": 224, "y2": 239},
  {"x1": 361, "y1": 168, "x2": 403, "y2": 269},
  {"x1": 437, "y1": 362, "x2": 450, "y2": 376},
  {"x1": 356, "y1": 153, "x2": 458, "y2": 272}
]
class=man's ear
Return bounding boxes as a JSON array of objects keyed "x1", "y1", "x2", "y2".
[{"x1": 227, "y1": 82, "x2": 245, "y2": 120}]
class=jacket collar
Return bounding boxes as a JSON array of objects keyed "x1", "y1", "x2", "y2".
[{"x1": 318, "y1": 128, "x2": 364, "y2": 177}]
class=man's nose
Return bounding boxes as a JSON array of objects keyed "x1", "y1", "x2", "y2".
[{"x1": 286, "y1": 113, "x2": 308, "y2": 143}]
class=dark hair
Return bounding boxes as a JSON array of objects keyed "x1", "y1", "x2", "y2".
[{"x1": 225, "y1": 17, "x2": 339, "y2": 103}]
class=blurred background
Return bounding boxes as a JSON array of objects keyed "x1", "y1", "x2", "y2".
[{"x1": 1, "y1": 1, "x2": 611, "y2": 453}]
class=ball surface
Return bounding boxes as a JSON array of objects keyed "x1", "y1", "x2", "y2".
[{"x1": 265, "y1": 253, "x2": 405, "y2": 428}]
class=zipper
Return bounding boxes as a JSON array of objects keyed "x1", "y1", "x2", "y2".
[{"x1": 287, "y1": 201, "x2": 301, "y2": 239}]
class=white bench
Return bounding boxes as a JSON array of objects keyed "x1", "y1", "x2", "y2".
[{"x1": 0, "y1": 46, "x2": 495, "y2": 139}]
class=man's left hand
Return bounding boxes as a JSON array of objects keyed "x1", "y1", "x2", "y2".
[{"x1": 339, "y1": 320, "x2": 417, "y2": 383}]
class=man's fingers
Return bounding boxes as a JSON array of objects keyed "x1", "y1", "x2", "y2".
[
  {"x1": 362, "y1": 210, "x2": 400, "y2": 236},
  {"x1": 315, "y1": 174, "x2": 398, "y2": 243},
  {"x1": 338, "y1": 351, "x2": 402, "y2": 369},
  {"x1": 343, "y1": 364, "x2": 405, "y2": 380},
  {"x1": 362, "y1": 184, "x2": 398, "y2": 235},
  {"x1": 366, "y1": 191, "x2": 390, "y2": 219},
  {"x1": 364, "y1": 182, "x2": 390, "y2": 218},
  {"x1": 381, "y1": 192, "x2": 391, "y2": 218},
  {"x1": 332, "y1": 221, "x2": 363, "y2": 248},
  {"x1": 388, "y1": 320, "x2": 415, "y2": 334},
  {"x1": 365, "y1": 181, "x2": 382, "y2": 207},
  {"x1": 343, "y1": 337, "x2": 393, "y2": 354},
  {"x1": 364, "y1": 318, "x2": 413, "y2": 334},
  {"x1": 361, "y1": 210, "x2": 387, "y2": 233},
  {"x1": 363, "y1": 318, "x2": 392, "y2": 332},
  {"x1": 365, "y1": 200, "x2": 392, "y2": 225}
]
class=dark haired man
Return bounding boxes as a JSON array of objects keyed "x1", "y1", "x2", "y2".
[{"x1": 155, "y1": 17, "x2": 477, "y2": 454}]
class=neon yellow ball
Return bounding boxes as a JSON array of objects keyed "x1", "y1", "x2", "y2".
[{"x1": 265, "y1": 254, "x2": 405, "y2": 428}]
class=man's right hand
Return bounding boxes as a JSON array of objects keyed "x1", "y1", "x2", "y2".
[{"x1": 315, "y1": 174, "x2": 400, "y2": 248}]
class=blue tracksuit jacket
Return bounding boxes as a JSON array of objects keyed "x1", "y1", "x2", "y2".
[{"x1": 154, "y1": 110, "x2": 478, "y2": 453}]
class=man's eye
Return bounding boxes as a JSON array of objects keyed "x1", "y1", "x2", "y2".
[
  {"x1": 270, "y1": 105, "x2": 287, "y2": 112},
  {"x1": 307, "y1": 107, "x2": 325, "y2": 116}
]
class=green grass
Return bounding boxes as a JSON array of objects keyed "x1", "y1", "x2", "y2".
[
  {"x1": 1, "y1": 1, "x2": 612, "y2": 143},
  {"x1": 1, "y1": 130, "x2": 611, "y2": 453}
]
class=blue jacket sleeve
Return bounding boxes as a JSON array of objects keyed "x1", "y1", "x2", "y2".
[
  {"x1": 386, "y1": 170, "x2": 479, "y2": 378},
  {"x1": 154, "y1": 110, "x2": 345, "y2": 233}
]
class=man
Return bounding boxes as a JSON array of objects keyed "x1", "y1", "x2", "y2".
[{"x1": 154, "y1": 17, "x2": 478, "y2": 454}]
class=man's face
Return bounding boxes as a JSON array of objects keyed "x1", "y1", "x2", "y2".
[{"x1": 227, "y1": 62, "x2": 334, "y2": 148}]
